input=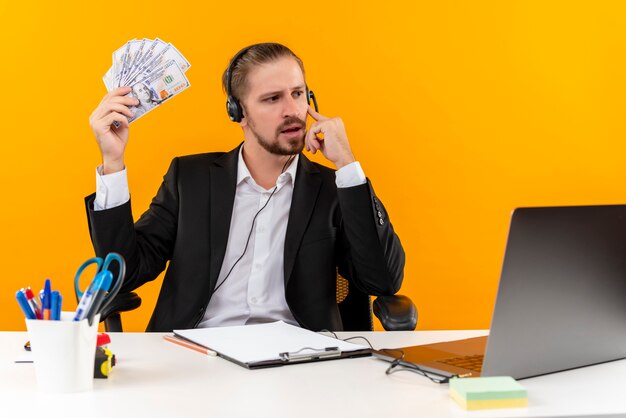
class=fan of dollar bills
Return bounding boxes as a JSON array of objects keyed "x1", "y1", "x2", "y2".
[{"x1": 103, "y1": 38, "x2": 191, "y2": 124}]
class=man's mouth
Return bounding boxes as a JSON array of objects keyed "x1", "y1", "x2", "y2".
[{"x1": 280, "y1": 125, "x2": 303, "y2": 134}]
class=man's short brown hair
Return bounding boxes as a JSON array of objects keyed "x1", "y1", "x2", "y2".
[{"x1": 222, "y1": 43, "x2": 305, "y2": 103}]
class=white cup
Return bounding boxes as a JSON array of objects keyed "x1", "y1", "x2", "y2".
[{"x1": 25, "y1": 311, "x2": 100, "y2": 393}]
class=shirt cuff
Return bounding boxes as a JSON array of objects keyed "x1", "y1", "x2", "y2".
[
  {"x1": 335, "y1": 161, "x2": 366, "y2": 188},
  {"x1": 94, "y1": 165, "x2": 130, "y2": 211}
]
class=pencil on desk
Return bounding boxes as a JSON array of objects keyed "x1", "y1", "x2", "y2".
[{"x1": 163, "y1": 335, "x2": 217, "y2": 357}]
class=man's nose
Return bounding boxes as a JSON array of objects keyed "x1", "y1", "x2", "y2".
[{"x1": 282, "y1": 95, "x2": 300, "y2": 118}]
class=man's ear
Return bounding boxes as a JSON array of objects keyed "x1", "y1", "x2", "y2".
[{"x1": 239, "y1": 103, "x2": 248, "y2": 127}]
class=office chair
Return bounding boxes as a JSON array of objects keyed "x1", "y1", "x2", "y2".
[
  {"x1": 100, "y1": 292, "x2": 142, "y2": 332},
  {"x1": 336, "y1": 274, "x2": 417, "y2": 331},
  {"x1": 97, "y1": 275, "x2": 416, "y2": 332}
]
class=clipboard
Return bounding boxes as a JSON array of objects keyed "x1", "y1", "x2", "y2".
[{"x1": 173, "y1": 321, "x2": 371, "y2": 369}]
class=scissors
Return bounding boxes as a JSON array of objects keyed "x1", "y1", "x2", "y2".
[{"x1": 74, "y1": 253, "x2": 126, "y2": 325}]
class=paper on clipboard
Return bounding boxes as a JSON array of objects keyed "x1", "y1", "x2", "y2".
[{"x1": 174, "y1": 321, "x2": 370, "y2": 367}]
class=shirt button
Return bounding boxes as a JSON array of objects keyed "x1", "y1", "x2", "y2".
[
  {"x1": 379, "y1": 218, "x2": 385, "y2": 225},
  {"x1": 377, "y1": 211, "x2": 383, "y2": 218},
  {"x1": 250, "y1": 297, "x2": 257, "y2": 304}
]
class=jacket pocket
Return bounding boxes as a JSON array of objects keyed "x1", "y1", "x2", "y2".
[{"x1": 300, "y1": 227, "x2": 338, "y2": 248}]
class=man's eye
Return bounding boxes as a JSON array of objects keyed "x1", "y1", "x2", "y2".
[
  {"x1": 293, "y1": 91, "x2": 303, "y2": 97},
  {"x1": 265, "y1": 96, "x2": 279, "y2": 102}
]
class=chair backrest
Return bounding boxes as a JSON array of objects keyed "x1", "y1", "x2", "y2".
[
  {"x1": 101, "y1": 292, "x2": 142, "y2": 332},
  {"x1": 336, "y1": 274, "x2": 373, "y2": 331}
]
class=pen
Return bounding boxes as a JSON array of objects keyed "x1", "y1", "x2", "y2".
[
  {"x1": 74, "y1": 273, "x2": 104, "y2": 321},
  {"x1": 16, "y1": 290, "x2": 37, "y2": 320},
  {"x1": 85, "y1": 270, "x2": 113, "y2": 325},
  {"x1": 42, "y1": 279, "x2": 52, "y2": 320},
  {"x1": 23, "y1": 287, "x2": 42, "y2": 320},
  {"x1": 163, "y1": 335, "x2": 217, "y2": 357},
  {"x1": 56, "y1": 292, "x2": 62, "y2": 320},
  {"x1": 50, "y1": 291, "x2": 61, "y2": 321}
]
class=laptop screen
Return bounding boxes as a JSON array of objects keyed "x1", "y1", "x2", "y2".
[{"x1": 482, "y1": 205, "x2": 626, "y2": 378}]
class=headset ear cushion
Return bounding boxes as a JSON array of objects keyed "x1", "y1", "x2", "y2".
[
  {"x1": 226, "y1": 96, "x2": 242, "y2": 122},
  {"x1": 306, "y1": 86, "x2": 311, "y2": 105}
]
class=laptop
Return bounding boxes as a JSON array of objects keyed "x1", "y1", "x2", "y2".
[{"x1": 373, "y1": 205, "x2": 626, "y2": 381}]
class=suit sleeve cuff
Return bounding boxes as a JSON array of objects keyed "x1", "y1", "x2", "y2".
[
  {"x1": 94, "y1": 165, "x2": 130, "y2": 211},
  {"x1": 335, "y1": 161, "x2": 366, "y2": 188}
]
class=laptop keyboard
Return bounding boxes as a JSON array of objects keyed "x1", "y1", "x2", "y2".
[{"x1": 438, "y1": 354, "x2": 484, "y2": 372}]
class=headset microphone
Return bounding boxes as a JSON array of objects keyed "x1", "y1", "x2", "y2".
[{"x1": 307, "y1": 89, "x2": 318, "y2": 113}]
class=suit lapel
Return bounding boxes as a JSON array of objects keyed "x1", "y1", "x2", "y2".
[
  {"x1": 209, "y1": 145, "x2": 240, "y2": 292},
  {"x1": 284, "y1": 155, "x2": 321, "y2": 285}
]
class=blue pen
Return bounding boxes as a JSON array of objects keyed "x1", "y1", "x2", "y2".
[
  {"x1": 56, "y1": 293, "x2": 63, "y2": 320},
  {"x1": 85, "y1": 270, "x2": 113, "y2": 325},
  {"x1": 16, "y1": 290, "x2": 37, "y2": 320},
  {"x1": 50, "y1": 291, "x2": 61, "y2": 321},
  {"x1": 74, "y1": 274, "x2": 104, "y2": 321},
  {"x1": 43, "y1": 279, "x2": 52, "y2": 320}
]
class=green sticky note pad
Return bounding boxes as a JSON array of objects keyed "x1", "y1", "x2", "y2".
[
  {"x1": 449, "y1": 376, "x2": 527, "y2": 401},
  {"x1": 449, "y1": 376, "x2": 528, "y2": 410}
]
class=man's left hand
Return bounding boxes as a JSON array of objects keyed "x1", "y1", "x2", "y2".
[{"x1": 305, "y1": 106, "x2": 356, "y2": 169}]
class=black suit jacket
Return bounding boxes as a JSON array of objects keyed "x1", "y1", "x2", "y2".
[{"x1": 85, "y1": 146, "x2": 405, "y2": 332}]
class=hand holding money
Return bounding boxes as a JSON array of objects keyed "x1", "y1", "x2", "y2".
[
  {"x1": 89, "y1": 38, "x2": 191, "y2": 173},
  {"x1": 103, "y1": 38, "x2": 191, "y2": 124},
  {"x1": 89, "y1": 87, "x2": 138, "y2": 173}
]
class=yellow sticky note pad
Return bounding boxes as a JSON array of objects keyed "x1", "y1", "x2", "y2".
[{"x1": 449, "y1": 376, "x2": 528, "y2": 410}]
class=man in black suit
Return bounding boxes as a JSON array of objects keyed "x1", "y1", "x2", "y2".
[{"x1": 86, "y1": 43, "x2": 405, "y2": 332}]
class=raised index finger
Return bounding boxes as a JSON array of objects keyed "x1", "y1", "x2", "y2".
[{"x1": 307, "y1": 105, "x2": 329, "y2": 121}]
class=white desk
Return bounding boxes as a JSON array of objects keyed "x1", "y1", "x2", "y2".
[{"x1": 1, "y1": 330, "x2": 625, "y2": 418}]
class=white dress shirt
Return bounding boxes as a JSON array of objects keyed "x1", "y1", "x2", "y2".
[{"x1": 94, "y1": 147, "x2": 366, "y2": 327}]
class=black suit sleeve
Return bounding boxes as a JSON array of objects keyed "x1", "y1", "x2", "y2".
[
  {"x1": 336, "y1": 179, "x2": 405, "y2": 296},
  {"x1": 84, "y1": 158, "x2": 180, "y2": 293}
]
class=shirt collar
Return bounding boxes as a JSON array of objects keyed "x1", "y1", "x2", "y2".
[{"x1": 237, "y1": 145, "x2": 299, "y2": 189}]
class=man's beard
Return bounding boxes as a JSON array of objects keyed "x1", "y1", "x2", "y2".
[{"x1": 248, "y1": 116, "x2": 306, "y2": 156}]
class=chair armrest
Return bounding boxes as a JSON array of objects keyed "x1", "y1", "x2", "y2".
[
  {"x1": 100, "y1": 292, "x2": 142, "y2": 332},
  {"x1": 373, "y1": 294, "x2": 417, "y2": 331}
]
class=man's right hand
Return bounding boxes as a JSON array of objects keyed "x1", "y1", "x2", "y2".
[{"x1": 89, "y1": 86, "x2": 139, "y2": 174}]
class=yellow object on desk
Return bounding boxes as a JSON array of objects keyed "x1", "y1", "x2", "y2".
[{"x1": 449, "y1": 376, "x2": 528, "y2": 410}]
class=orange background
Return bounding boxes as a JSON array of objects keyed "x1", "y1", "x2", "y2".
[{"x1": 1, "y1": 1, "x2": 625, "y2": 331}]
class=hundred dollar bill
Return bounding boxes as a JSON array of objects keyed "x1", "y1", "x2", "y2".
[
  {"x1": 124, "y1": 38, "x2": 149, "y2": 82},
  {"x1": 118, "y1": 40, "x2": 145, "y2": 87},
  {"x1": 104, "y1": 39, "x2": 149, "y2": 91},
  {"x1": 126, "y1": 59, "x2": 190, "y2": 124},
  {"x1": 103, "y1": 66, "x2": 115, "y2": 91},
  {"x1": 103, "y1": 38, "x2": 192, "y2": 92},
  {"x1": 104, "y1": 43, "x2": 128, "y2": 90},
  {"x1": 125, "y1": 42, "x2": 191, "y2": 87},
  {"x1": 122, "y1": 38, "x2": 167, "y2": 86},
  {"x1": 114, "y1": 40, "x2": 134, "y2": 88},
  {"x1": 103, "y1": 38, "x2": 191, "y2": 126},
  {"x1": 104, "y1": 39, "x2": 140, "y2": 90}
]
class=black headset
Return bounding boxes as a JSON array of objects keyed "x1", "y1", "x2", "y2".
[{"x1": 225, "y1": 44, "x2": 318, "y2": 123}]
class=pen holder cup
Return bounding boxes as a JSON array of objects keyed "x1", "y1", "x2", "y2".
[{"x1": 25, "y1": 312, "x2": 100, "y2": 393}]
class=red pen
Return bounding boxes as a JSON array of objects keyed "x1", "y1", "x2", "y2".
[{"x1": 23, "y1": 287, "x2": 42, "y2": 320}]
